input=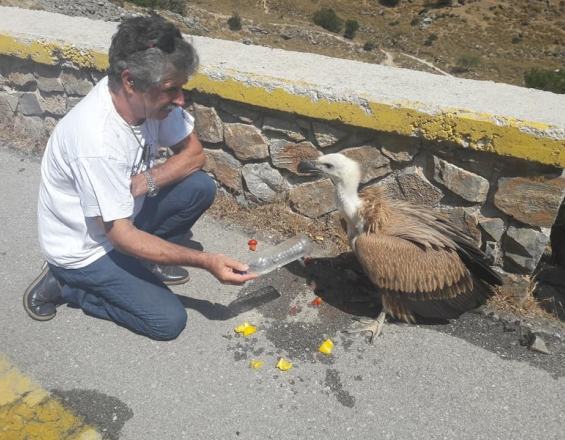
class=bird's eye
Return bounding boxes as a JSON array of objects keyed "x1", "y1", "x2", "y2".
[{"x1": 324, "y1": 163, "x2": 334, "y2": 169}]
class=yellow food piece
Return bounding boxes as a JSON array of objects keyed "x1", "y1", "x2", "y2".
[
  {"x1": 318, "y1": 339, "x2": 334, "y2": 355},
  {"x1": 276, "y1": 358, "x2": 293, "y2": 371},
  {"x1": 234, "y1": 321, "x2": 257, "y2": 337},
  {"x1": 249, "y1": 360, "x2": 264, "y2": 369}
]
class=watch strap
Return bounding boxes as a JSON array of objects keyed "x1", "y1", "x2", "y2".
[{"x1": 143, "y1": 170, "x2": 159, "y2": 197}]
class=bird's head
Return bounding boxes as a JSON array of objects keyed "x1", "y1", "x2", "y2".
[{"x1": 298, "y1": 153, "x2": 361, "y2": 186}]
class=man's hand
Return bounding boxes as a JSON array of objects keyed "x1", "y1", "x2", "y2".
[{"x1": 204, "y1": 253, "x2": 258, "y2": 285}]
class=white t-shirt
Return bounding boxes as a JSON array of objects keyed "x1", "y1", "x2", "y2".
[{"x1": 38, "y1": 76, "x2": 194, "y2": 269}]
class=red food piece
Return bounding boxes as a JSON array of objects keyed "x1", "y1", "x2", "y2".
[
  {"x1": 248, "y1": 239, "x2": 258, "y2": 251},
  {"x1": 310, "y1": 297, "x2": 322, "y2": 306}
]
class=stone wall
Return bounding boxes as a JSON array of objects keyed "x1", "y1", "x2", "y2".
[{"x1": 2, "y1": 54, "x2": 564, "y2": 283}]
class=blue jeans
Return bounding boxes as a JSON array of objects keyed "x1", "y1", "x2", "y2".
[{"x1": 49, "y1": 171, "x2": 216, "y2": 340}]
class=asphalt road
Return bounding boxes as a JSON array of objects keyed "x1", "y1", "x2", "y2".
[{"x1": 1, "y1": 145, "x2": 564, "y2": 440}]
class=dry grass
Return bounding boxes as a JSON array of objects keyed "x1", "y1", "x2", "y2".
[
  {"x1": 487, "y1": 289, "x2": 558, "y2": 322},
  {"x1": 207, "y1": 191, "x2": 349, "y2": 253}
]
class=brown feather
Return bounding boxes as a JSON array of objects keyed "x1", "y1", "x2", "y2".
[
  {"x1": 355, "y1": 233, "x2": 470, "y2": 299},
  {"x1": 353, "y1": 185, "x2": 501, "y2": 323}
]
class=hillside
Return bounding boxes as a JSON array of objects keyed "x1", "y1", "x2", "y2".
[
  {"x1": 123, "y1": 0, "x2": 563, "y2": 88},
  {"x1": 0, "y1": 0, "x2": 563, "y2": 88}
]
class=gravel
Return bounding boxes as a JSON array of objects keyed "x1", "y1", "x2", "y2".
[
  {"x1": 36, "y1": 0, "x2": 125, "y2": 22},
  {"x1": 31, "y1": 1, "x2": 209, "y2": 36}
]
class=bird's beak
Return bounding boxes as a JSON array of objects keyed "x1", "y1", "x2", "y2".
[{"x1": 297, "y1": 160, "x2": 322, "y2": 175}]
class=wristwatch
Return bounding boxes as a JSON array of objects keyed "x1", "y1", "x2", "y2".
[{"x1": 143, "y1": 170, "x2": 159, "y2": 197}]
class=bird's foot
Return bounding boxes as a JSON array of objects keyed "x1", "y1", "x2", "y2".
[{"x1": 343, "y1": 312, "x2": 387, "y2": 344}]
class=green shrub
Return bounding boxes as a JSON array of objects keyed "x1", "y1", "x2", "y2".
[
  {"x1": 424, "y1": 33, "x2": 438, "y2": 46},
  {"x1": 452, "y1": 54, "x2": 480, "y2": 73},
  {"x1": 227, "y1": 13, "x2": 242, "y2": 31},
  {"x1": 126, "y1": 0, "x2": 184, "y2": 13},
  {"x1": 312, "y1": 8, "x2": 343, "y2": 33},
  {"x1": 424, "y1": 0, "x2": 453, "y2": 6},
  {"x1": 363, "y1": 41, "x2": 376, "y2": 51},
  {"x1": 379, "y1": 0, "x2": 401, "y2": 6},
  {"x1": 167, "y1": 0, "x2": 185, "y2": 14},
  {"x1": 128, "y1": 0, "x2": 156, "y2": 6},
  {"x1": 344, "y1": 20, "x2": 360, "y2": 39},
  {"x1": 524, "y1": 68, "x2": 565, "y2": 94}
]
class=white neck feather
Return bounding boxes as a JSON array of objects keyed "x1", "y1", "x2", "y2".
[{"x1": 334, "y1": 178, "x2": 363, "y2": 235}]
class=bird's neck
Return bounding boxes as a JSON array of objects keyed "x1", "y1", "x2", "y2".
[{"x1": 335, "y1": 180, "x2": 362, "y2": 226}]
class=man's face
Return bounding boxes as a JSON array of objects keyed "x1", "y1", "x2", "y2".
[{"x1": 141, "y1": 69, "x2": 188, "y2": 120}]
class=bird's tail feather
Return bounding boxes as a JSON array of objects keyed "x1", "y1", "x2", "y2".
[
  {"x1": 394, "y1": 278, "x2": 494, "y2": 321},
  {"x1": 419, "y1": 209, "x2": 503, "y2": 287},
  {"x1": 455, "y1": 239, "x2": 502, "y2": 287}
]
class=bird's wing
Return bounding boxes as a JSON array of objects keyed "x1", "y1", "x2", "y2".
[
  {"x1": 355, "y1": 189, "x2": 499, "y2": 322},
  {"x1": 388, "y1": 201, "x2": 502, "y2": 286},
  {"x1": 360, "y1": 186, "x2": 502, "y2": 286},
  {"x1": 353, "y1": 231, "x2": 473, "y2": 302}
]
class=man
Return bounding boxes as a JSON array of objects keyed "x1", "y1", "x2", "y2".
[{"x1": 23, "y1": 14, "x2": 256, "y2": 340}]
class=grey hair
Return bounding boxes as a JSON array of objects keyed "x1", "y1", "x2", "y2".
[
  {"x1": 107, "y1": 15, "x2": 199, "y2": 92},
  {"x1": 116, "y1": 40, "x2": 198, "y2": 91}
]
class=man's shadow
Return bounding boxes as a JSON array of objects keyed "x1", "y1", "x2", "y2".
[
  {"x1": 176, "y1": 295, "x2": 235, "y2": 320},
  {"x1": 175, "y1": 236, "x2": 280, "y2": 319}
]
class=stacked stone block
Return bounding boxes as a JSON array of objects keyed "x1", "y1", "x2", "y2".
[
  {"x1": 1, "y1": 54, "x2": 564, "y2": 284},
  {"x1": 0, "y1": 57, "x2": 94, "y2": 152}
]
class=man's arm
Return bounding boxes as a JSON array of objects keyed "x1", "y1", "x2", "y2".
[
  {"x1": 130, "y1": 131, "x2": 205, "y2": 198},
  {"x1": 101, "y1": 217, "x2": 256, "y2": 285}
]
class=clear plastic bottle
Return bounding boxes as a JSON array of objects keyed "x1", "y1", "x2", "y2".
[{"x1": 247, "y1": 234, "x2": 313, "y2": 275}]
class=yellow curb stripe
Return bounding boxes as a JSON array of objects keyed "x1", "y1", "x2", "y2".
[
  {"x1": 0, "y1": 355, "x2": 101, "y2": 440},
  {"x1": 186, "y1": 73, "x2": 565, "y2": 168},
  {"x1": 0, "y1": 33, "x2": 108, "y2": 70},
  {"x1": 1, "y1": 33, "x2": 564, "y2": 167}
]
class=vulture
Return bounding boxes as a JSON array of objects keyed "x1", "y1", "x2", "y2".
[{"x1": 297, "y1": 153, "x2": 502, "y2": 342}]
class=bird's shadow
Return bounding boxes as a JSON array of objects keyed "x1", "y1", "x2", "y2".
[
  {"x1": 286, "y1": 252, "x2": 450, "y2": 325},
  {"x1": 287, "y1": 251, "x2": 382, "y2": 318}
]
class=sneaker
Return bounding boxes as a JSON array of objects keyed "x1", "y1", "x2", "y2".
[
  {"x1": 148, "y1": 264, "x2": 190, "y2": 285},
  {"x1": 23, "y1": 263, "x2": 63, "y2": 321}
]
